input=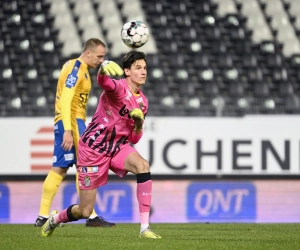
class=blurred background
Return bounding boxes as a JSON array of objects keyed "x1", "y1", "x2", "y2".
[{"x1": 1, "y1": 0, "x2": 300, "y2": 224}]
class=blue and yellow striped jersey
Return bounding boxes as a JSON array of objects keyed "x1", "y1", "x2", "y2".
[{"x1": 54, "y1": 58, "x2": 91, "y2": 130}]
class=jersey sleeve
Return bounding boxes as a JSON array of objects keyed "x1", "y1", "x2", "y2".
[
  {"x1": 60, "y1": 60, "x2": 84, "y2": 130},
  {"x1": 97, "y1": 74, "x2": 126, "y2": 101},
  {"x1": 131, "y1": 130, "x2": 143, "y2": 144},
  {"x1": 143, "y1": 96, "x2": 148, "y2": 117},
  {"x1": 97, "y1": 74, "x2": 116, "y2": 91}
]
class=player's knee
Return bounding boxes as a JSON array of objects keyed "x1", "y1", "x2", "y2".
[
  {"x1": 60, "y1": 172, "x2": 67, "y2": 178},
  {"x1": 52, "y1": 167, "x2": 68, "y2": 178},
  {"x1": 136, "y1": 158, "x2": 150, "y2": 173}
]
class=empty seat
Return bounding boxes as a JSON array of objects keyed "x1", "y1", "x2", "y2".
[
  {"x1": 285, "y1": 94, "x2": 300, "y2": 113},
  {"x1": 278, "y1": 82, "x2": 294, "y2": 97},
  {"x1": 272, "y1": 68, "x2": 288, "y2": 83},
  {"x1": 217, "y1": 54, "x2": 233, "y2": 68},
  {"x1": 253, "y1": 82, "x2": 270, "y2": 98},
  {"x1": 178, "y1": 82, "x2": 196, "y2": 97},
  {"x1": 2, "y1": 80, "x2": 17, "y2": 96},
  {"x1": 213, "y1": 0, "x2": 237, "y2": 16},
  {"x1": 193, "y1": 54, "x2": 210, "y2": 68},
  {"x1": 0, "y1": 52, "x2": 11, "y2": 67},
  {"x1": 203, "y1": 82, "x2": 219, "y2": 97},
  {"x1": 242, "y1": 54, "x2": 258, "y2": 68},
  {"x1": 228, "y1": 82, "x2": 245, "y2": 97}
]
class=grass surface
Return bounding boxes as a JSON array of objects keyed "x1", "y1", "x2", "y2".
[{"x1": 1, "y1": 223, "x2": 300, "y2": 250}]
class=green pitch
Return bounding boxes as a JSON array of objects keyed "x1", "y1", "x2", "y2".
[{"x1": 1, "y1": 223, "x2": 300, "y2": 250}]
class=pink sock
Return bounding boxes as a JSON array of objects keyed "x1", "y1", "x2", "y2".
[
  {"x1": 137, "y1": 180, "x2": 152, "y2": 225},
  {"x1": 53, "y1": 208, "x2": 72, "y2": 224},
  {"x1": 140, "y1": 212, "x2": 149, "y2": 226}
]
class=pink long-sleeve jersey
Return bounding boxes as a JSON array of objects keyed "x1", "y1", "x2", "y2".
[{"x1": 77, "y1": 74, "x2": 148, "y2": 166}]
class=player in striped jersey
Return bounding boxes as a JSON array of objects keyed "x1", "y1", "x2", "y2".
[{"x1": 41, "y1": 51, "x2": 161, "y2": 239}]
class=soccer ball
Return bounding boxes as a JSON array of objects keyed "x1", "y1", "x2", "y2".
[{"x1": 121, "y1": 20, "x2": 149, "y2": 48}]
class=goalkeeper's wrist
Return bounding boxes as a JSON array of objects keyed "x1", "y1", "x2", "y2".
[
  {"x1": 98, "y1": 68, "x2": 105, "y2": 76},
  {"x1": 98, "y1": 60, "x2": 110, "y2": 76},
  {"x1": 134, "y1": 125, "x2": 143, "y2": 133}
]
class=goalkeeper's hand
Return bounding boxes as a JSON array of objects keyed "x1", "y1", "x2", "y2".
[
  {"x1": 130, "y1": 108, "x2": 144, "y2": 130},
  {"x1": 99, "y1": 60, "x2": 123, "y2": 76}
]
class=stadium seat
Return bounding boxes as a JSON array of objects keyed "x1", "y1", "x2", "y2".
[
  {"x1": 203, "y1": 82, "x2": 219, "y2": 97},
  {"x1": 278, "y1": 82, "x2": 294, "y2": 97},
  {"x1": 253, "y1": 82, "x2": 270, "y2": 98},
  {"x1": 285, "y1": 94, "x2": 300, "y2": 113},
  {"x1": 228, "y1": 82, "x2": 245, "y2": 97}
]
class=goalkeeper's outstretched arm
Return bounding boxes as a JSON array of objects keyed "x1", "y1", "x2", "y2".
[{"x1": 97, "y1": 60, "x2": 123, "y2": 91}]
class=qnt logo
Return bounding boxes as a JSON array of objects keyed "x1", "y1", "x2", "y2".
[{"x1": 187, "y1": 182, "x2": 256, "y2": 222}]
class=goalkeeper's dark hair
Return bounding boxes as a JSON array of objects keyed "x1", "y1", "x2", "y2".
[
  {"x1": 82, "y1": 38, "x2": 106, "y2": 52},
  {"x1": 122, "y1": 50, "x2": 147, "y2": 74}
]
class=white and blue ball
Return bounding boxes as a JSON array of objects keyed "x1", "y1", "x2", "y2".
[{"x1": 121, "y1": 20, "x2": 149, "y2": 48}]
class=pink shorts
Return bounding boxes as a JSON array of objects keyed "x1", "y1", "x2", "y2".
[{"x1": 77, "y1": 144, "x2": 137, "y2": 190}]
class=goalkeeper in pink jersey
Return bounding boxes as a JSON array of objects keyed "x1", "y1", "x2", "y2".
[{"x1": 41, "y1": 51, "x2": 161, "y2": 239}]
